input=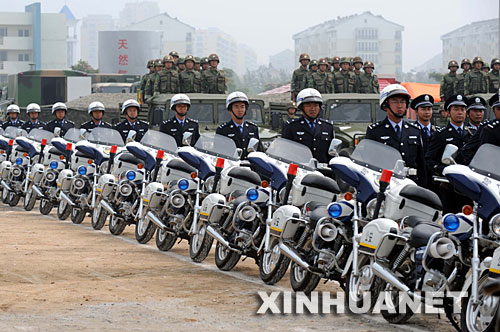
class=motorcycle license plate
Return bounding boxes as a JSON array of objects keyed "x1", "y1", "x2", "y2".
[{"x1": 489, "y1": 247, "x2": 500, "y2": 278}]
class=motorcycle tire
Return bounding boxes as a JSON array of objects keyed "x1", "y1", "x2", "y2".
[
  {"x1": 2, "y1": 188, "x2": 9, "y2": 204},
  {"x1": 380, "y1": 284, "x2": 415, "y2": 324},
  {"x1": 214, "y1": 241, "x2": 241, "y2": 271},
  {"x1": 461, "y1": 273, "x2": 498, "y2": 332},
  {"x1": 57, "y1": 199, "x2": 71, "y2": 220},
  {"x1": 39, "y1": 198, "x2": 53, "y2": 215},
  {"x1": 345, "y1": 258, "x2": 382, "y2": 314},
  {"x1": 91, "y1": 205, "x2": 108, "y2": 230},
  {"x1": 258, "y1": 238, "x2": 290, "y2": 285},
  {"x1": 8, "y1": 192, "x2": 20, "y2": 207},
  {"x1": 189, "y1": 223, "x2": 214, "y2": 263},
  {"x1": 71, "y1": 207, "x2": 86, "y2": 224},
  {"x1": 24, "y1": 188, "x2": 37, "y2": 211},
  {"x1": 135, "y1": 217, "x2": 156, "y2": 244},
  {"x1": 108, "y1": 215, "x2": 126, "y2": 236},
  {"x1": 290, "y1": 262, "x2": 321, "y2": 294},
  {"x1": 155, "y1": 228, "x2": 177, "y2": 251}
]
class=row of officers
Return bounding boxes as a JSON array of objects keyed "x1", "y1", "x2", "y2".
[
  {"x1": 291, "y1": 54, "x2": 380, "y2": 102},
  {"x1": 140, "y1": 52, "x2": 227, "y2": 103},
  {"x1": 440, "y1": 56, "x2": 500, "y2": 101}
]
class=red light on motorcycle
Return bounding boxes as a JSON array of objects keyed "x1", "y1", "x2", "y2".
[
  {"x1": 88, "y1": 159, "x2": 93, "y2": 165},
  {"x1": 59, "y1": 155, "x2": 65, "y2": 160},
  {"x1": 216, "y1": 158, "x2": 225, "y2": 169},
  {"x1": 0, "y1": 150, "x2": 4, "y2": 154},
  {"x1": 288, "y1": 163, "x2": 298, "y2": 176},
  {"x1": 41, "y1": 139, "x2": 47, "y2": 146},
  {"x1": 190, "y1": 172, "x2": 197, "y2": 179},
  {"x1": 66, "y1": 143, "x2": 72, "y2": 151},
  {"x1": 23, "y1": 153, "x2": 28, "y2": 157},
  {"x1": 261, "y1": 180, "x2": 269, "y2": 188},
  {"x1": 8, "y1": 139, "x2": 13, "y2": 146},
  {"x1": 355, "y1": 138, "x2": 359, "y2": 145},
  {"x1": 462, "y1": 205, "x2": 473, "y2": 215},
  {"x1": 344, "y1": 192, "x2": 353, "y2": 201},
  {"x1": 156, "y1": 149, "x2": 165, "y2": 160},
  {"x1": 137, "y1": 163, "x2": 144, "y2": 169},
  {"x1": 380, "y1": 169, "x2": 393, "y2": 183},
  {"x1": 110, "y1": 145, "x2": 117, "y2": 154}
]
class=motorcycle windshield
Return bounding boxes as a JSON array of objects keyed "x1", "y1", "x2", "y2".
[
  {"x1": 3, "y1": 126, "x2": 27, "y2": 139},
  {"x1": 469, "y1": 144, "x2": 500, "y2": 181},
  {"x1": 63, "y1": 128, "x2": 83, "y2": 143},
  {"x1": 265, "y1": 137, "x2": 314, "y2": 168},
  {"x1": 194, "y1": 133, "x2": 238, "y2": 160},
  {"x1": 88, "y1": 127, "x2": 125, "y2": 147},
  {"x1": 139, "y1": 130, "x2": 177, "y2": 154},
  {"x1": 27, "y1": 128, "x2": 54, "y2": 144},
  {"x1": 350, "y1": 139, "x2": 403, "y2": 172}
]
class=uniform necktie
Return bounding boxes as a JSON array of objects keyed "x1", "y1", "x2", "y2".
[
  {"x1": 423, "y1": 127, "x2": 430, "y2": 137},
  {"x1": 238, "y1": 125, "x2": 243, "y2": 134},
  {"x1": 310, "y1": 121, "x2": 316, "y2": 131},
  {"x1": 395, "y1": 125, "x2": 401, "y2": 138},
  {"x1": 457, "y1": 127, "x2": 463, "y2": 136}
]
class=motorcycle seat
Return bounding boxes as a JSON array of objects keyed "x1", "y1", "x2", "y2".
[
  {"x1": 167, "y1": 159, "x2": 196, "y2": 174},
  {"x1": 400, "y1": 185, "x2": 442, "y2": 211},
  {"x1": 48, "y1": 147, "x2": 66, "y2": 157},
  {"x1": 117, "y1": 153, "x2": 142, "y2": 165},
  {"x1": 14, "y1": 146, "x2": 30, "y2": 153},
  {"x1": 409, "y1": 222, "x2": 442, "y2": 248},
  {"x1": 309, "y1": 206, "x2": 329, "y2": 228},
  {"x1": 404, "y1": 216, "x2": 431, "y2": 228},
  {"x1": 227, "y1": 166, "x2": 261, "y2": 186},
  {"x1": 301, "y1": 173, "x2": 340, "y2": 194}
]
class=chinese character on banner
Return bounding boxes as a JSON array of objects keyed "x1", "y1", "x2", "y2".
[
  {"x1": 118, "y1": 70, "x2": 128, "y2": 74},
  {"x1": 118, "y1": 39, "x2": 128, "y2": 50},
  {"x1": 118, "y1": 55, "x2": 128, "y2": 66}
]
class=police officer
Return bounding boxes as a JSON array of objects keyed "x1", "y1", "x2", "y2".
[
  {"x1": 456, "y1": 58, "x2": 471, "y2": 95},
  {"x1": 44, "y1": 102, "x2": 75, "y2": 136},
  {"x1": 366, "y1": 84, "x2": 426, "y2": 186},
  {"x1": 179, "y1": 55, "x2": 201, "y2": 93},
  {"x1": 359, "y1": 61, "x2": 379, "y2": 94},
  {"x1": 291, "y1": 53, "x2": 311, "y2": 102},
  {"x1": 307, "y1": 58, "x2": 333, "y2": 94},
  {"x1": 489, "y1": 58, "x2": 500, "y2": 93},
  {"x1": 80, "y1": 101, "x2": 111, "y2": 131},
  {"x1": 216, "y1": 92, "x2": 259, "y2": 158},
  {"x1": 154, "y1": 55, "x2": 179, "y2": 94},
  {"x1": 160, "y1": 94, "x2": 200, "y2": 147},
  {"x1": 140, "y1": 60, "x2": 154, "y2": 104},
  {"x1": 466, "y1": 96, "x2": 486, "y2": 133},
  {"x1": 480, "y1": 117, "x2": 500, "y2": 146},
  {"x1": 201, "y1": 54, "x2": 226, "y2": 94},
  {"x1": 333, "y1": 57, "x2": 356, "y2": 93},
  {"x1": 114, "y1": 99, "x2": 149, "y2": 142},
  {"x1": 21, "y1": 103, "x2": 45, "y2": 132},
  {"x1": 282, "y1": 88, "x2": 334, "y2": 164},
  {"x1": 2, "y1": 104, "x2": 24, "y2": 129},
  {"x1": 410, "y1": 94, "x2": 438, "y2": 154},
  {"x1": 465, "y1": 56, "x2": 487, "y2": 95},
  {"x1": 440, "y1": 60, "x2": 459, "y2": 102}
]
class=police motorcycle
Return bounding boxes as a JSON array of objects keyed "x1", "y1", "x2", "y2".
[
  {"x1": 326, "y1": 139, "x2": 444, "y2": 318},
  {"x1": 3, "y1": 128, "x2": 54, "y2": 208},
  {"x1": 57, "y1": 127, "x2": 125, "y2": 225},
  {"x1": 0, "y1": 127, "x2": 28, "y2": 204},
  {"x1": 440, "y1": 143, "x2": 500, "y2": 332}
]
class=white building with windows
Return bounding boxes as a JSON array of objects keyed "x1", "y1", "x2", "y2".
[
  {"x1": 118, "y1": 1, "x2": 160, "y2": 28},
  {"x1": 441, "y1": 19, "x2": 499, "y2": 71},
  {"x1": 292, "y1": 11, "x2": 404, "y2": 77}
]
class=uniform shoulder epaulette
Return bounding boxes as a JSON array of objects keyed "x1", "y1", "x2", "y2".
[
  {"x1": 406, "y1": 121, "x2": 419, "y2": 129},
  {"x1": 480, "y1": 119, "x2": 491, "y2": 126},
  {"x1": 217, "y1": 122, "x2": 228, "y2": 129},
  {"x1": 103, "y1": 121, "x2": 112, "y2": 127},
  {"x1": 437, "y1": 126, "x2": 446, "y2": 133},
  {"x1": 319, "y1": 118, "x2": 333, "y2": 126},
  {"x1": 246, "y1": 121, "x2": 257, "y2": 127},
  {"x1": 140, "y1": 120, "x2": 149, "y2": 125},
  {"x1": 187, "y1": 118, "x2": 198, "y2": 123},
  {"x1": 487, "y1": 121, "x2": 500, "y2": 129},
  {"x1": 368, "y1": 121, "x2": 381, "y2": 130},
  {"x1": 286, "y1": 117, "x2": 301, "y2": 125}
]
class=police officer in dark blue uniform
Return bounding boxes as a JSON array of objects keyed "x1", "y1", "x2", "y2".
[
  {"x1": 366, "y1": 84, "x2": 427, "y2": 186},
  {"x1": 20, "y1": 103, "x2": 45, "y2": 132},
  {"x1": 160, "y1": 93, "x2": 199, "y2": 147},
  {"x1": 44, "y1": 102, "x2": 75, "y2": 136},
  {"x1": 480, "y1": 119, "x2": 500, "y2": 146},
  {"x1": 282, "y1": 88, "x2": 334, "y2": 164},
  {"x1": 2, "y1": 104, "x2": 24, "y2": 130},
  {"x1": 113, "y1": 99, "x2": 149, "y2": 143},
  {"x1": 216, "y1": 91, "x2": 259, "y2": 158},
  {"x1": 410, "y1": 94, "x2": 439, "y2": 154},
  {"x1": 80, "y1": 101, "x2": 111, "y2": 131}
]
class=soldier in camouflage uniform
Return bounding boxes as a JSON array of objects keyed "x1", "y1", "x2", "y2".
[
  {"x1": 179, "y1": 55, "x2": 201, "y2": 93},
  {"x1": 302, "y1": 59, "x2": 318, "y2": 88},
  {"x1": 440, "y1": 60, "x2": 459, "y2": 102},
  {"x1": 291, "y1": 53, "x2": 310, "y2": 102},
  {"x1": 456, "y1": 58, "x2": 471, "y2": 95},
  {"x1": 307, "y1": 58, "x2": 333, "y2": 94},
  {"x1": 169, "y1": 51, "x2": 180, "y2": 70},
  {"x1": 194, "y1": 57, "x2": 201, "y2": 72},
  {"x1": 482, "y1": 62, "x2": 490, "y2": 73},
  {"x1": 359, "y1": 61, "x2": 379, "y2": 93},
  {"x1": 200, "y1": 57, "x2": 209, "y2": 72},
  {"x1": 144, "y1": 59, "x2": 162, "y2": 100},
  {"x1": 332, "y1": 56, "x2": 340, "y2": 73},
  {"x1": 154, "y1": 56, "x2": 179, "y2": 94},
  {"x1": 352, "y1": 56, "x2": 363, "y2": 92},
  {"x1": 177, "y1": 57, "x2": 185, "y2": 73},
  {"x1": 333, "y1": 57, "x2": 356, "y2": 93},
  {"x1": 465, "y1": 56, "x2": 487, "y2": 95},
  {"x1": 201, "y1": 53, "x2": 227, "y2": 94},
  {"x1": 140, "y1": 60, "x2": 155, "y2": 103},
  {"x1": 489, "y1": 58, "x2": 500, "y2": 93}
]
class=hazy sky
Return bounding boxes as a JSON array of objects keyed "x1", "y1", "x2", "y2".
[{"x1": 1, "y1": 0, "x2": 498, "y2": 71}]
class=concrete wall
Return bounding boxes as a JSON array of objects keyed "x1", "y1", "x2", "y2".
[{"x1": 41, "y1": 13, "x2": 67, "y2": 69}]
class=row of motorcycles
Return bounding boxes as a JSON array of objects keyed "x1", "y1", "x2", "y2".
[{"x1": 1, "y1": 123, "x2": 499, "y2": 332}]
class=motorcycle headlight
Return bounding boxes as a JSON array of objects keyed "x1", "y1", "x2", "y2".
[
  {"x1": 78, "y1": 166, "x2": 87, "y2": 175},
  {"x1": 328, "y1": 203, "x2": 342, "y2": 218},
  {"x1": 118, "y1": 182, "x2": 133, "y2": 197},
  {"x1": 489, "y1": 213, "x2": 500, "y2": 237},
  {"x1": 126, "y1": 170, "x2": 136, "y2": 181},
  {"x1": 442, "y1": 213, "x2": 460, "y2": 232},
  {"x1": 246, "y1": 188, "x2": 259, "y2": 202},
  {"x1": 50, "y1": 161, "x2": 58, "y2": 169},
  {"x1": 178, "y1": 179, "x2": 189, "y2": 191},
  {"x1": 15, "y1": 157, "x2": 22, "y2": 165}
]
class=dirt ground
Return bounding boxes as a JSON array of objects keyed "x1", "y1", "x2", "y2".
[{"x1": 0, "y1": 202, "x2": 456, "y2": 331}]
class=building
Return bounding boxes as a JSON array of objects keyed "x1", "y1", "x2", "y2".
[
  {"x1": 0, "y1": 2, "x2": 67, "y2": 84},
  {"x1": 60, "y1": 5, "x2": 78, "y2": 68},
  {"x1": 80, "y1": 15, "x2": 115, "y2": 69},
  {"x1": 118, "y1": 1, "x2": 160, "y2": 28},
  {"x1": 441, "y1": 19, "x2": 499, "y2": 70},
  {"x1": 269, "y1": 49, "x2": 294, "y2": 75},
  {"x1": 292, "y1": 11, "x2": 404, "y2": 77},
  {"x1": 236, "y1": 43, "x2": 258, "y2": 75}
]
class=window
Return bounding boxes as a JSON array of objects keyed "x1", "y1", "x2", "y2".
[
  {"x1": 0, "y1": 28, "x2": 7, "y2": 37},
  {"x1": 0, "y1": 51, "x2": 7, "y2": 61},
  {"x1": 18, "y1": 53, "x2": 29, "y2": 61},
  {"x1": 328, "y1": 103, "x2": 372, "y2": 122},
  {"x1": 18, "y1": 29, "x2": 29, "y2": 37}
]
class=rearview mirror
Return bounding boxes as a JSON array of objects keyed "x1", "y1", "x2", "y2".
[
  {"x1": 247, "y1": 138, "x2": 259, "y2": 153},
  {"x1": 441, "y1": 144, "x2": 459, "y2": 165},
  {"x1": 236, "y1": 148, "x2": 243, "y2": 159},
  {"x1": 16, "y1": 128, "x2": 23, "y2": 137},
  {"x1": 393, "y1": 159, "x2": 406, "y2": 176},
  {"x1": 127, "y1": 130, "x2": 137, "y2": 143},
  {"x1": 182, "y1": 132, "x2": 193, "y2": 146},
  {"x1": 328, "y1": 138, "x2": 343, "y2": 156},
  {"x1": 308, "y1": 158, "x2": 318, "y2": 169},
  {"x1": 79, "y1": 128, "x2": 87, "y2": 140},
  {"x1": 54, "y1": 127, "x2": 62, "y2": 137}
]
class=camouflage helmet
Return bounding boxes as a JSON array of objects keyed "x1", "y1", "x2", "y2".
[
  {"x1": 363, "y1": 61, "x2": 374, "y2": 69},
  {"x1": 162, "y1": 55, "x2": 174, "y2": 64},
  {"x1": 448, "y1": 60, "x2": 459, "y2": 69},
  {"x1": 352, "y1": 56, "x2": 363, "y2": 65},
  {"x1": 201, "y1": 57, "x2": 209, "y2": 65},
  {"x1": 169, "y1": 51, "x2": 179, "y2": 58},
  {"x1": 482, "y1": 63, "x2": 490, "y2": 70},
  {"x1": 332, "y1": 56, "x2": 340, "y2": 64},
  {"x1": 177, "y1": 57, "x2": 185, "y2": 65},
  {"x1": 461, "y1": 58, "x2": 471, "y2": 68},
  {"x1": 194, "y1": 56, "x2": 201, "y2": 64},
  {"x1": 208, "y1": 53, "x2": 220, "y2": 62},
  {"x1": 309, "y1": 59, "x2": 319, "y2": 67},
  {"x1": 318, "y1": 58, "x2": 328, "y2": 65},
  {"x1": 286, "y1": 101, "x2": 296, "y2": 111},
  {"x1": 299, "y1": 53, "x2": 311, "y2": 62},
  {"x1": 154, "y1": 59, "x2": 163, "y2": 67},
  {"x1": 184, "y1": 55, "x2": 195, "y2": 64},
  {"x1": 147, "y1": 59, "x2": 154, "y2": 68},
  {"x1": 340, "y1": 57, "x2": 350, "y2": 65},
  {"x1": 472, "y1": 56, "x2": 484, "y2": 65},
  {"x1": 327, "y1": 57, "x2": 333, "y2": 64},
  {"x1": 491, "y1": 58, "x2": 500, "y2": 67}
]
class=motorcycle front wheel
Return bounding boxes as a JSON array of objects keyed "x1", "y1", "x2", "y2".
[
  {"x1": 214, "y1": 241, "x2": 241, "y2": 271},
  {"x1": 71, "y1": 207, "x2": 86, "y2": 224},
  {"x1": 57, "y1": 199, "x2": 71, "y2": 220},
  {"x1": 258, "y1": 238, "x2": 290, "y2": 285},
  {"x1": 8, "y1": 191, "x2": 20, "y2": 207},
  {"x1": 24, "y1": 188, "x2": 37, "y2": 211},
  {"x1": 39, "y1": 198, "x2": 53, "y2": 215},
  {"x1": 290, "y1": 262, "x2": 321, "y2": 294},
  {"x1": 189, "y1": 223, "x2": 214, "y2": 263},
  {"x1": 461, "y1": 273, "x2": 499, "y2": 332},
  {"x1": 155, "y1": 228, "x2": 177, "y2": 251},
  {"x1": 135, "y1": 216, "x2": 156, "y2": 244},
  {"x1": 109, "y1": 215, "x2": 126, "y2": 236}
]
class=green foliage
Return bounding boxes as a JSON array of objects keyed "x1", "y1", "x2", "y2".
[
  {"x1": 428, "y1": 72, "x2": 444, "y2": 83},
  {"x1": 71, "y1": 59, "x2": 98, "y2": 74}
]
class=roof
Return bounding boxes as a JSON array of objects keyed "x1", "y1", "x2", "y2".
[
  {"x1": 441, "y1": 18, "x2": 498, "y2": 39},
  {"x1": 259, "y1": 84, "x2": 291, "y2": 95},
  {"x1": 59, "y1": 5, "x2": 76, "y2": 22},
  {"x1": 125, "y1": 12, "x2": 196, "y2": 31},
  {"x1": 66, "y1": 93, "x2": 136, "y2": 110},
  {"x1": 400, "y1": 82, "x2": 441, "y2": 103}
]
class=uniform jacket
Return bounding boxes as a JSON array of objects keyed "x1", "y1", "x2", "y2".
[{"x1": 159, "y1": 117, "x2": 200, "y2": 147}]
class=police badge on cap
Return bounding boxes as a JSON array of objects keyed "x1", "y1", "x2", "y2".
[
  {"x1": 445, "y1": 94, "x2": 468, "y2": 110},
  {"x1": 489, "y1": 91, "x2": 500, "y2": 108},
  {"x1": 467, "y1": 96, "x2": 486, "y2": 111},
  {"x1": 410, "y1": 94, "x2": 434, "y2": 110}
]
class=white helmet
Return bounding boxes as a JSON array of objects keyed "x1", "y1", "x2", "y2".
[
  {"x1": 88, "y1": 101, "x2": 105, "y2": 115},
  {"x1": 226, "y1": 91, "x2": 249, "y2": 110},
  {"x1": 379, "y1": 84, "x2": 410, "y2": 109},
  {"x1": 170, "y1": 94, "x2": 191, "y2": 111},
  {"x1": 52, "y1": 102, "x2": 67, "y2": 114},
  {"x1": 296, "y1": 88, "x2": 322, "y2": 110},
  {"x1": 121, "y1": 99, "x2": 140, "y2": 114},
  {"x1": 26, "y1": 103, "x2": 41, "y2": 113},
  {"x1": 6, "y1": 104, "x2": 20, "y2": 114}
]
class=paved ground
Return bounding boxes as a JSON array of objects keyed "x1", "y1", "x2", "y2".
[{"x1": 0, "y1": 202, "x2": 455, "y2": 331}]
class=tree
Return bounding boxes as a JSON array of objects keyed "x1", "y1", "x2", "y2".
[
  {"x1": 71, "y1": 59, "x2": 98, "y2": 73},
  {"x1": 428, "y1": 72, "x2": 443, "y2": 83}
]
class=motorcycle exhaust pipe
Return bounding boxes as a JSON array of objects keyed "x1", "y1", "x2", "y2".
[
  {"x1": 146, "y1": 210, "x2": 167, "y2": 230},
  {"x1": 32, "y1": 185, "x2": 44, "y2": 198},
  {"x1": 206, "y1": 225, "x2": 237, "y2": 251},
  {"x1": 1, "y1": 180, "x2": 12, "y2": 192},
  {"x1": 60, "y1": 191, "x2": 76, "y2": 207},
  {"x1": 100, "y1": 200, "x2": 116, "y2": 216},
  {"x1": 371, "y1": 261, "x2": 422, "y2": 301},
  {"x1": 279, "y1": 242, "x2": 314, "y2": 272}
]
